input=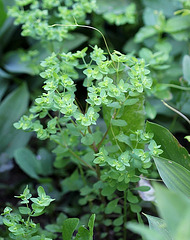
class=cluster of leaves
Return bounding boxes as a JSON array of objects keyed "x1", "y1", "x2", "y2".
[
  {"x1": 8, "y1": 0, "x2": 96, "y2": 41},
  {"x1": 12, "y1": 45, "x2": 164, "y2": 238},
  {"x1": 1, "y1": 186, "x2": 95, "y2": 240},
  {"x1": 2, "y1": 186, "x2": 55, "y2": 239}
]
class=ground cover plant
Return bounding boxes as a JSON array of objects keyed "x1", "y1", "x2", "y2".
[{"x1": 0, "y1": 0, "x2": 190, "y2": 239}]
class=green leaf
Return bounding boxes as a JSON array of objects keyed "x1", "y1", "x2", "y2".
[
  {"x1": 154, "y1": 184, "x2": 190, "y2": 240},
  {"x1": 88, "y1": 214, "x2": 95, "y2": 240},
  {"x1": 18, "y1": 207, "x2": 31, "y2": 215},
  {"x1": 60, "y1": 170, "x2": 83, "y2": 194},
  {"x1": 103, "y1": 94, "x2": 145, "y2": 151},
  {"x1": 81, "y1": 134, "x2": 94, "y2": 146},
  {"x1": 144, "y1": 214, "x2": 172, "y2": 240},
  {"x1": 113, "y1": 216, "x2": 123, "y2": 226},
  {"x1": 37, "y1": 186, "x2": 46, "y2": 198},
  {"x1": 124, "y1": 98, "x2": 139, "y2": 106},
  {"x1": 62, "y1": 218, "x2": 79, "y2": 240},
  {"x1": 105, "y1": 199, "x2": 119, "y2": 214},
  {"x1": 0, "y1": 84, "x2": 31, "y2": 157},
  {"x1": 133, "y1": 186, "x2": 150, "y2": 192},
  {"x1": 111, "y1": 119, "x2": 127, "y2": 126},
  {"x1": 75, "y1": 226, "x2": 90, "y2": 240},
  {"x1": 182, "y1": 55, "x2": 190, "y2": 84},
  {"x1": 36, "y1": 148, "x2": 53, "y2": 176},
  {"x1": 153, "y1": 156, "x2": 190, "y2": 197},
  {"x1": 101, "y1": 184, "x2": 116, "y2": 196},
  {"x1": 146, "y1": 121, "x2": 190, "y2": 171},
  {"x1": 142, "y1": 0, "x2": 182, "y2": 17},
  {"x1": 14, "y1": 147, "x2": 40, "y2": 179},
  {"x1": 135, "y1": 26, "x2": 157, "y2": 43},
  {"x1": 127, "y1": 222, "x2": 163, "y2": 240},
  {"x1": 165, "y1": 15, "x2": 190, "y2": 33}
]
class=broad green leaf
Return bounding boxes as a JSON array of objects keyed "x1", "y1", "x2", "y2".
[
  {"x1": 103, "y1": 94, "x2": 145, "y2": 151},
  {"x1": 62, "y1": 218, "x2": 79, "y2": 240},
  {"x1": 154, "y1": 184, "x2": 190, "y2": 239},
  {"x1": 146, "y1": 121, "x2": 190, "y2": 171},
  {"x1": 0, "y1": 84, "x2": 31, "y2": 157},
  {"x1": 182, "y1": 55, "x2": 190, "y2": 84},
  {"x1": 153, "y1": 156, "x2": 190, "y2": 197},
  {"x1": 88, "y1": 214, "x2": 95, "y2": 240},
  {"x1": 144, "y1": 214, "x2": 172, "y2": 240},
  {"x1": 127, "y1": 222, "x2": 163, "y2": 240},
  {"x1": 14, "y1": 148, "x2": 40, "y2": 179}
]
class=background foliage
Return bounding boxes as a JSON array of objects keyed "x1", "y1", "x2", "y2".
[{"x1": 0, "y1": 0, "x2": 190, "y2": 239}]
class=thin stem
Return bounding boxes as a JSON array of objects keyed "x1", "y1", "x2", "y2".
[
  {"x1": 123, "y1": 190, "x2": 127, "y2": 240},
  {"x1": 97, "y1": 124, "x2": 111, "y2": 149},
  {"x1": 163, "y1": 83, "x2": 190, "y2": 91},
  {"x1": 67, "y1": 147, "x2": 96, "y2": 171},
  {"x1": 136, "y1": 175, "x2": 163, "y2": 182},
  {"x1": 49, "y1": 23, "x2": 113, "y2": 59},
  {"x1": 162, "y1": 100, "x2": 190, "y2": 124},
  {"x1": 52, "y1": 139, "x2": 95, "y2": 171}
]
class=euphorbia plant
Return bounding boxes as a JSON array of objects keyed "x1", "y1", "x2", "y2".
[{"x1": 14, "y1": 43, "x2": 163, "y2": 239}]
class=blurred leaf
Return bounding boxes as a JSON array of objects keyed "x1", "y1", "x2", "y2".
[
  {"x1": 165, "y1": 15, "x2": 190, "y2": 33},
  {"x1": 0, "y1": 17, "x2": 17, "y2": 50},
  {"x1": 0, "y1": 153, "x2": 13, "y2": 172},
  {"x1": 154, "y1": 184, "x2": 190, "y2": 240},
  {"x1": 154, "y1": 156, "x2": 190, "y2": 197},
  {"x1": 127, "y1": 222, "x2": 163, "y2": 240},
  {"x1": 135, "y1": 26, "x2": 157, "y2": 43},
  {"x1": 0, "y1": 78, "x2": 8, "y2": 101},
  {"x1": 3, "y1": 51, "x2": 34, "y2": 74},
  {"x1": 182, "y1": 55, "x2": 190, "y2": 84},
  {"x1": 0, "y1": 0, "x2": 6, "y2": 27},
  {"x1": 62, "y1": 218, "x2": 79, "y2": 240},
  {"x1": 145, "y1": 101, "x2": 157, "y2": 119},
  {"x1": 96, "y1": 0, "x2": 132, "y2": 14},
  {"x1": 54, "y1": 33, "x2": 88, "y2": 53},
  {"x1": 142, "y1": 0, "x2": 182, "y2": 17},
  {"x1": 0, "y1": 84, "x2": 31, "y2": 156},
  {"x1": 60, "y1": 170, "x2": 83, "y2": 194},
  {"x1": 36, "y1": 148, "x2": 53, "y2": 176},
  {"x1": 14, "y1": 148, "x2": 40, "y2": 179},
  {"x1": 144, "y1": 214, "x2": 172, "y2": 240},
  {"x1": 146, "y1": 121, "x2": 190, "y2": 171}
]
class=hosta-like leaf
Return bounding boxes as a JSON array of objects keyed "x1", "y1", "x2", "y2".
[
  {"x1": 146, "y1": 121, "x2": 190, "y2": 171},
  {"x1": 127, "y1": 222, "x2": 163, "y2": 240},
  {"x1": 153, "y1": 156, "x2": 190, "y2": 197},
  {"x1": 144, "y1": 214, "x2": 172, "y2": 240},
  {"x1": 154, "y1": 184, "x2": 190, "y2": 240}
]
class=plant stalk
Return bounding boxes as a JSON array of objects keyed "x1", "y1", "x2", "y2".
[{"x1": 123, "y1": 190, "x2": 127, "y2": 240}]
